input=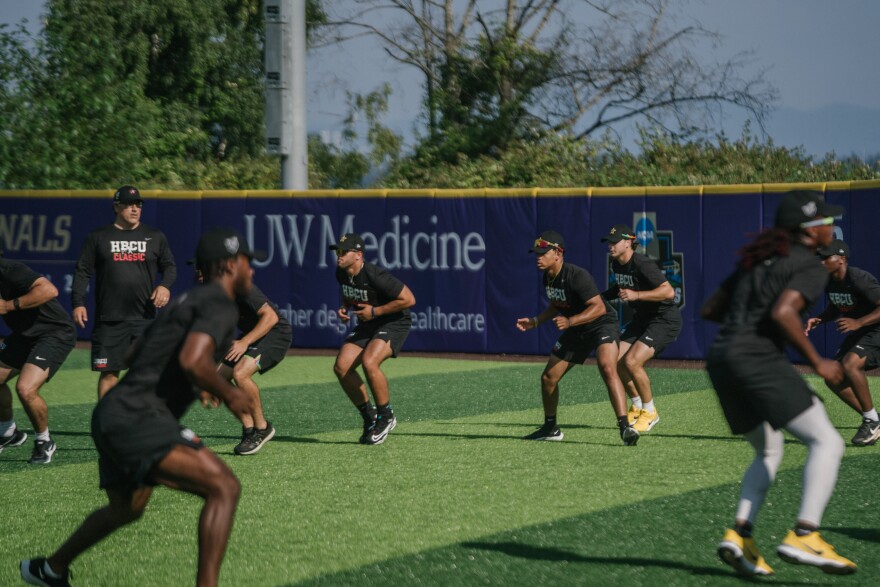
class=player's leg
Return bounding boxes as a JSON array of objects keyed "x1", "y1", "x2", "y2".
[
  {"x1": 361, "y1": 338, "x2": 397, "y2": 444},
  {"x1": 0, "y1": 364, "x2": 28, "y2": 451},
  {"x1": 97, "y1": 371, "x2": 121, "y2": 399},
  {"x1": 150, "y1": 444, "x2": 241, "y2": 587},
  {"x1": 230, "y1": 357, "x2": 276, "y2": 455},
  {"x1": 620, "y1": 341, "x2": 660, "y2": 431},
  {"x1": 14, "y1": 362, "x2": 60, "y2": 464},
  {"x1": 596, "y1": 342, "x2": 638, "y2": 444},
  {"x1": 524, "y1": 355, "x2": 573, "y2": 441},
  {"x1": 776, "y1": 398, "x2": 855, "y2": 574},
  {"x1": 333, "y1": 342, "x2": 376, "y2": 442},
  {"x1": 616, "y1": 340, "x2": 641, "y2": 423}
]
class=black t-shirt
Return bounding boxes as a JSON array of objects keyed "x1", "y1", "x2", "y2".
[
  {"x1": 336, "y1": 262, "x2": 410, "y2": 325},
  {"x1": 544, "y1": 263, "x2": 615, "y2": 327},
  {"x1": 715, "y1": 244, "x2": 828, "y2": 350},
  {"x1": 109, "y1": 282, "x2": 237, "y2": 420},
  {"x1": 603, "y1": 252, "x2": 675, "y2": 318},
  {"x1": 72, "y1": 223, "x2": 177, "y2": 321},
  {"x1": 824, "y1": 266, "x2": 880, "y2": 335},
  {"x1": 235, "y1": 284, "x2": 292, "y2": 339},
  {"x1": 0, "y1": 259, "x2": 76, "y2": 339}
]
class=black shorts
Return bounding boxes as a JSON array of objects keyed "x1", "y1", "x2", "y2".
[
  {"x1": 221, "y1": 328, "x2": 291, "y2": 374},
  {"x1": 91, "y1": 389, "x2": 205, "y2": 491},
  {"x1": 551, "y1": 317, "x2": 619, "y2": 364},
  {"x1": 344, "y1": 317, "x2": 411, "y2": 358},
  {"x1": 835, "y1": 328, "x2": 880, "y2": 370},
  {"x1": 620, "y1": 308, "x2": 682, "y2": 356},
  {"x1": 707, "y1": 340, "x2": 816, "y2": 435},
  {"x1": 0, "y1": 331, "x2": 75, "y2": 381},
  {"x1": 91, "y1": 320, "x2": 151, "y2": 372}
]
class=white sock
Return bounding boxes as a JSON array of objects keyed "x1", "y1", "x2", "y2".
[
  {"x1": 631, "y1": 397, "x2": 643, "y2": 409},
  {"x1": 0, "y1": 419, "x2": 14, "y2": 437},
  {"x1": 36, "y1": 429, "x2": 50, "y2": 442},
  {"x1": 43, "y1": 560, "x2": 62, "y2": 579},
  {"x1": 863, "y1": 409, "x2": 879, "y2": 422},
  {"x1": 643, "y1": 400, "x2": 655, "y2": 413}
]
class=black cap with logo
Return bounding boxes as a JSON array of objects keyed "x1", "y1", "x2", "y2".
[
  {"x1": 600, "y1": 224, "x2": 637, "y2": 244},
  {"x1": 329, "y1": 233, "x2": 366, "y2": 252},
  {"x1": 817, "y1": 239, "x2": 850, "y2": 259},
  {"x1": 529, "y1": 230, "x2": 566, "y2": 254},
  {"x1": 113, "y1": 185, "x2": 143, "y2": 205},
  {"x1": 195, "y1": 228, "x2": 267, "y2": 269},
  {"x1": 774, "y1": 190, "x2": 844, "y2": 229}
]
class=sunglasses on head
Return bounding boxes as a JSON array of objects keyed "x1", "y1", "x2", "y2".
[
  {"x1": 534, "y1": 239, "x2": 564, "y2": 253},
  {"x1": 800, "y1": 216, "x2": 837, "y2": 228}
]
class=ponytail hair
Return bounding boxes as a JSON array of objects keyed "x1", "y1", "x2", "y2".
[{"x1": 737, "y1": 228, "x2": 798, "y2": 270}]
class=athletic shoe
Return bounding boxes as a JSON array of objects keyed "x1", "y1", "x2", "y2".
[
  {"x1": 21, "y1": 557, "x2": 71, "y2": 586},
  {"x1": 29, "y1": 439, "x2": 56, "y2": 464},
  {"x1": 776, "y1": 530, "x2": 857, "y2": 575},
  {"x1": 359, "y1": 418, "x2": 376, "y2": 444},
  {"x1": 626, "y1": 404, "x2": 640, "y2": 425},
  {"x1": 367, "y1": 413, "x2": 397, "y2": 445},
  {"x1": 0, "y1": 428, "x2": 27, "y2": 452},
  {"x1": 234, "y1": 422, "x2": 276, "y2": 455},
  {"x1": 633, "y1": 409, "x2": 660, "y2": 432},
  {"x1": 717, "y1": 528, "x2": 774, "y2": 576},
  {"x1": 523, "y1": 423, "x2": 564, "y2": 441},
  {"x1": 621, "y1": 425, "x2": 640, "y2": 446},
  {"x1": 851, "y1": 418, "x2": 880, "y2": 446}
]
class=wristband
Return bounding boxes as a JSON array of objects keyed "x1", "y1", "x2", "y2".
[
  {"x1": 371, "y1": 306, "x2": 375, "y2": 319},
  {"x1": 532, "y1": 316, "x2": 538, "y2": 326},
  {"x1": 13, "y1": 298, "x2": 21, "y2": 311}
]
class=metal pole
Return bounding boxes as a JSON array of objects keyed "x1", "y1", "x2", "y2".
[{"x1": 283, "y1": 0, "x2": 308, "y2": 189}]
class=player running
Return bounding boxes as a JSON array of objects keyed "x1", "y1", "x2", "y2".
[
  {"x1": 805, "y1": 239, "x2": 880, "y2": 446},
  {"x1": 703, "y1": 190, "x2": 856, "y2": 577},
  {"x1": 601, "y1": 224, "x2": 681, "y2": 433},
  {"x1": 331, "y1": 233, "x2": 415, "y2": 445},
  {"x1": 517, "y1": 230, "x2": 639, "y2": 445}
]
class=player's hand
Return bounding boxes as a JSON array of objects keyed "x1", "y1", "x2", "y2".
[
  {"x1": 72, "y1": 306, "x2": 88, "y2": 328},
  {"x1": 225, "y1": 340, "x2": 248, "y2": 363},
  {"x1": 804, "y1": 317, "x2": 821, "y2": 334},
  {"x1": 834, "y1": 317, "x2": 860, "y2": 333},
  {"x1": 618, "y1": 289, "x2": 639, "y2": 302},
  {"x1": 516, "y1": 317, "x2": 536, "y2": 332},
  {"x1": 338, "y1": 307, "x2": 351, "y2": 323},
  {"x1": 815, "y1": 358, "x2": 844, "y2": 386},
  {"x1": 0, "y1": 298, "x2": 8, "y2": 315},
  {"x1": 200, "y1": 390, "x2": 221, "y2": 409},
  {"x1": 354, "y1": 303, "x2": 374, "y2": 321},
  {"x1": 151, "y1": 285, "x2": 171, "y2": 308},
  {"x1": 553, "y1": 315, "x2": 572, "y2": 330}
]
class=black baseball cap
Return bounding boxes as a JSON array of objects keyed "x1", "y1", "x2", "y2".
[
  {"x1": 817, "y1": 239, "x2": 850, "y2": 259},
  {"x1": 529, "y1": 230, "x2": 565, "y2": 254},
  {"x1": 329, "y1": 233, "x2": 365, "y2": 252},
  {"x1": 113, "y1": 185, "x2": 143, "y2": 205},
  {"x1": 194, "y1": 228, "x2": 267, "y2": 268},
  {"x1": 600, "y1": 224, "x2": 637, "y2": 244},
  {"x1": 774, "y1": 190, "x2": 844, "y2": 229}
]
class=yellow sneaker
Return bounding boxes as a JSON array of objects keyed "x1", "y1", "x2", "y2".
[
  {"x1": 633, "y1": 408, "x2": 659, "y2": 432},
  {"x1": 626, "y1": 404, "x2": 640, "y2": 425},
  {"x1": 718, "y1": 528, "x2": 774, "y2": 576},
  {"x1": 777, "y1": 530, "x2": 856, "y2": 575}
]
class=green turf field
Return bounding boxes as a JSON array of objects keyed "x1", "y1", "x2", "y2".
[{"x1": 1, "y1": 350, "x2": 878, "y2": 585}]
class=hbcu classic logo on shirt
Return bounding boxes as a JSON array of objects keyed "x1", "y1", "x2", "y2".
[
  {"x1": 110, "y1": 240, "x2": 148, "y2": 262},
  {"x1": 828, "y1": 292, "x2": 855, "y2": 312}
]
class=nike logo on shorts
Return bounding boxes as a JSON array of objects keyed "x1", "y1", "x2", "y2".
[
  {"x1": 145, "y1": 237, "x2": 152, "y2": 241},
  {"x1": 601, "y1": 336, "x2": 610, "y2": 340},
  {"x1": 35, "y1": 356, "x2": 47, "y2": 361},
  {"x1": 378, "y1": 331, "x2": 388, "y2": 335},
  {"x1": 645, "y1": 336, "x2": 653, "y2": 341}
]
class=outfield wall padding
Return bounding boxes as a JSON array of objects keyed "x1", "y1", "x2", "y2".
[{"x1": 2, "y1": 181, "x2": 878, "y2": 360}]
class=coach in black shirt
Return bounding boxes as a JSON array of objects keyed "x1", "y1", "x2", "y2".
[
  {"x1": 72, "y1": 185, "x2": 176, "y2": 398},
  {"x1": 330, "y1": 233, "x2": 415, "y2": 445}
]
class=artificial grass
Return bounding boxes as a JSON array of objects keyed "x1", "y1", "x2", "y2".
[{"x1": 1, "y1": 350, "x2": 877, "y2": 585}]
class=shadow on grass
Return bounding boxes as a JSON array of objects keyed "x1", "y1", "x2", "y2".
[
  {"x1": 830, "y1": 527, "x2": 880, "y2": 543},
  {"x1": 395, "y1": 430, "x2": 623, "y2": 446}
]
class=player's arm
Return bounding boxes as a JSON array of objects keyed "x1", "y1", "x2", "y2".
[
  {"x1": 179, "y1": 332, "x2": 250, "y2": 419},
  {"x1": 601, "y1": 284, "x2": 619, "y2": 301},
  {"x1": 620, "y1": 281, "x2": 674, "y2": 303},
  {"x1": 772, "y1": 289, "x2": 842, "y2": 384},
  {"x1": 835, "y1": 299, "x2": 880, "y2": 333},
  {"x1": 363, "y1": 285, "x2": 416, "y2": 320},
  {"x1": 804, "y1": 304, "x2": 839, "y2": 333},
  {"x1": 71, "y1": 234, "x2": 97, "y2": 327},
  {"x1": 150, "y1": 235, "x2": 177, "y2": 309},
  {"x1": 701, "y1": 289, "x2": 729, "y2": 323},
  {"x1": 226, "y1": 303, "x2": 278, "y2": 362},
  {"x1": 563, "y1": 294, "x2": 608, "y2": 328},
  {"x1": 516, "y1": 305, "x2": 558, "y2": 331},
  {"x1": 0, "y1": 277, "x2": 58, "y2": 315},
  {"x1": 338, "y1": 293, "x2": 351, "y2": 322}
]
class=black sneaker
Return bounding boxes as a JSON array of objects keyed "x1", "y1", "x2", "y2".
[
  {"x1": 234, "y1": 423, "x2": 276, "y2": 455},
  {"x1": 523, "y1": 423, "x2": 564, "y2": 441},
  {"x1": 621, "y1": 425, "x2": 640, "y2": 446},
  {"x1": 0, "y1": 428, "x2": 27, "y2": 452},
  {"x1": 851, "y1": 418, "x2": 880, "y2": 446},
  {"x1": 29, "y1": 439, "x2": 56, "y2": 464},
  {"x1": 367, "y1": 413, "x2": 397, "y2": 445},
  {"x1": 21, "y1": 557, "x2": 71, "y2": 586},
  {"x1": 359, "y1": 418, "x2": 377, "y2": 444}
]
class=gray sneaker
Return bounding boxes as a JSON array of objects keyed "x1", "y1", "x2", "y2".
[
  {"x1": 0, "y1": 428, "x2": 27, "y2": 452},
  {"x1": 851, "y1": 418, "x2": 880, "y2": 446},
  {"x1": 29, "y1": 439, "x2": 56, "y2": 464},
  {"x1": 234, "y1": 423, "x2": 276, "y2": 455}
]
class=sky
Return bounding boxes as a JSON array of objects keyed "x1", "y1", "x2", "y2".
[{"x1": 3, "y1": 0, "x2": 879, "y2": 158}]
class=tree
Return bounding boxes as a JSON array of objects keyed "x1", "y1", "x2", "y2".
[{"x1": 318, "y1": 0, "x2": 776, "y2": 160}]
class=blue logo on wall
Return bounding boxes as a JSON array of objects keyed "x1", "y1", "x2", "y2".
[{"x1": 635, "y1": 216, "x2": 655, "y2": 248}]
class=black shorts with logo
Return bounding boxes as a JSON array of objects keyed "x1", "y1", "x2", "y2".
[
  {"x1": 344, "y1": 316, "x2": 412, "y2": 358},
  {"x1": 835, "y1": 328, "x2": 880, "y2": 370},
  {"x1": 91, "y1": 388, "x2": 205, "y2": 491},
  {"x1": 221, "y1": 328, "x2": 292, "y2": 374},
  {"x1": 0, "y1": 330, "x2": 75, "y2": 381},
  {"x1": 620, "y1": 307, "x2": 682, "y2": 356},
  {"x1": 551, "y1": 316, "x2": 619, "y2": 364},
  {"x1": 91, "y1": 320, "x2": 151, "y2": 372}
]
